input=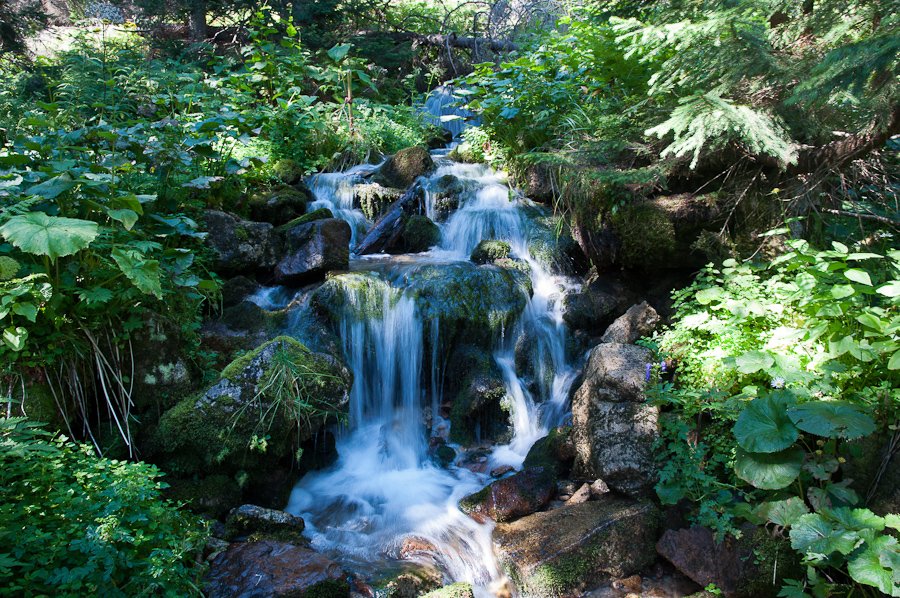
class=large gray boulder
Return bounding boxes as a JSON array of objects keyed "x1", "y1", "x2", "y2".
[
  {"x1": 373, "y1": 145, "x2": 434, "y2": 189},
  {"x1": 600, "y1": 301, "x2": 660, "y2": 344},
  {"x1": 562, "y1": 275, "x2": 636, "y2": 334},
  {"x1": 202, "y1": 210, "x2": 281, "y2": 278},
  {"x1": 493, "y1": 497, "x2": 660, "y2": 598},
  {"x1": 273, "y1": 218, "x2": 351, "y2": 286},
  {"x1": 204, "y1": 541, "x2": 346, "y2": 598},
  {"x1": 571, "y1": 343, "x2": 660, "y2": 497}
]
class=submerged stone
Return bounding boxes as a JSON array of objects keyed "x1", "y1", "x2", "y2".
[{"x1": 493, "y1": 497, "x2": 660, "y2": 598}]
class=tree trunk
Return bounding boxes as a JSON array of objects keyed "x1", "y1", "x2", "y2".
[{"x1": 189, "y1": 0, "x2": 207, "y2": 43}]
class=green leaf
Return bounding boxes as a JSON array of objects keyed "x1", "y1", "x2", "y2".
[
  {"x1": 831, "y1": 284, "x2": 856, "y2": 299},
  {"x1": 889, "y1": 350, "x2": 900, "y2": 370},
  {"x1": 106, "y1": 209, "x2": 139, "y2": 231},
  {"x1": 10, "y1": 302, "x2": 37, "y2": 322},
  {"x1": 3, "y1": 326, "x2": 27, "y2": 351},
  {"x1": 0, "y1": 213, "x2": 99, "y2": 260},
  {"x1": 877, "y1": 281, "x2": 900, "y2": 298},
  {"x1": 327, "y1": 43, "x2": 352, "y2": 62},
  {"x1": 787, "y1": 401, "x2": 876, "y2": 440},
  {"x1": 845, "y1": 269, "x2": 873, "y2": 286},
  {"x1": 181, "y1": 176, "x2": 223, "y2": 189},
  {"x1": 760, "y1": 497, "x2": 809, "y2": 527},
  {"x1": 735, "y1": 445, "x2": 804, "y2": 490},
  {"x1": 846, "y1": 535, "x2": 900, "y2": 596},
  {"x1": 655, "y1": 478, "x2": 686, "y2": 504},
  {"x1": 734, "y1": 350, "x2": 775, "y2": 374},
  {"x1": 27, "y1": 173, "x2": 76, "y2": 199},
  {"x1": 76, "y1": 287, "x2": 114, "y2": 304},
  {"x1": 734, "y1": 393, "x2": 799, "y2": 453},
  {"x1": 695, "y1": 286, "x2": 724, "y2": 305},
  {"x1": 790, "y1": 512, "x2": 861, "y2": 556},
  {"x1": 111, "y1": 249, "x2": 162, "y2": 299}
]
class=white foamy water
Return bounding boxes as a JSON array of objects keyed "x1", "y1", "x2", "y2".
[{"x1": 306, "y1": 172, "x2": 370, "y2": 245}]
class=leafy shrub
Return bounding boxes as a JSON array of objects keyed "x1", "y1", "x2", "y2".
[{"x1": 0, "y1": 417, "x2": 207, "y2": 596}]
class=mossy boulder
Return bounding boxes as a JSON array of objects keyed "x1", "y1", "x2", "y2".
[
  {"x1": 447, "y1": 345, "x2": 509, "y2": 446},
  {"x1": 373, "y1": 146, "x2": 434, "y2": 189},
  {"x1": 520, "y1": 205, "x2": 585, "y2": 275},
  {"x1": 202, "y1": 210, "x2": 282, "y2": 278},
  {"x1": 493, "y1": 497, "x2": 661, "y2": 598},
  {"x1": 470, "y1": 240, "x2": 510, "y2": 264},
  {"x1": 12, "y1": 383, "x2": 69, "y2": 436},
  {"x1": 610, "y1": 203, "x2": 676, "y2": 269},
  {"x1": 522, "y1": 426, "x2": 576, "y2": 478},
  {"x1": 402, "y1": 214, "x2": 441, "y2": 252},
  {"x1": 424, "y1": 174, "x2": 466, "y2": 221},
  {"x1": 407, "y1": 262, "x2": 532, "y2": 352},
  {"x1": 273, "y1": 158, "x2": 305, "y2": 185},
  {"x1": 273, "y1": 218, "x2": 352, "y2": 286},
  {"x1": 421, "y1": 583, "x2": 474, "y2": 598},
  {"x1": 562, "y1": 273, "x2": 637, "y2": 334},
  {"x1": 275, "y1": 207, "x2": 334, "y2": 234},
  {"x1": 249, "y1": 184, "x2": 312, "y2": 226},
  {"x1": 447, "y1": 142, "x2": 480, "y2": 163},
  {"x1": 354, "y1": 184, "x2": 403, "y2": 221},
  {"x1": 224, "y1": 504, "x2": 306, "y2": 544},
  {"x1": 129, "y1": 316, "x2": 200, "y2": 418},
  {"x1": 221, "y1": 275, "x2": 258, "y2": 308},
  {"x1": 374, "y1": 566, "x2": 443, "y2": 598},
  {"x1": 459, "y1": 467, "x2": 555, "y2": 523},
  {"x1": 147, "y1": 336, "x2": 352, "y2": 498}
]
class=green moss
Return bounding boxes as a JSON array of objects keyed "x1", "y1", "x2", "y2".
[
  {"x1": 436, "y1": 444, "x2": 456, "y2": 466},
  {"x1": 403, "y1": 215, "x2": 441, "y2": 252},
  {"x1": 520, "y1": 205, "x2": 581, "y2": 275},
  {"x1": 373, "y1": 145, "x2": 434, "y2": 188},
  {"x1": 420, "y1": 583, "x2": 475, "y2": 598},
  {"x1": 470, "y1": 240, "x2": 511, "y2": 264},
  {"x1": 235, "y1": 225, "x2": 249, "y2": 242},
  {"x1": 354, "y1": 184, "x2": 402, "y2": 221},
  {"x1": 275, "y1": 208, "x2": 335, "y2": 234},
  {"x1": 299, "y1": 579, "x2": 349, "y2": 598},
  {"x1": 522, "y1": 426, "x2": 573, "y2": 476},
  {"x1": 735, "y1": 527, "x2": 802, "y2": 598},
  {"x1": 458, "y1": 485, "x2": 492, "y2": 513},
  {"x1": 273, "y1": 158, "x2": 305, "y2": 185},
  {"x1": 610, "y1": 203, "x2": 675, "y2": 269}
]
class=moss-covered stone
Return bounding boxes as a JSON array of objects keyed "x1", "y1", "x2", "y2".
[
  {"x1": 494, "y1": 498, "x2": 661, "y2": 598},
  {"x1": 221, "y1": 275, "x2": 258, "y2": 308},
  {"x1": 224, "y1": 504, "x2": 306, "y2": 544},
  {"x1": 424, "y1": 174, "x2": 467, "y2": 221},
  {"x1": 354, "y1": 184, "x2": 402, "y2": 221},
  {"x1": 520, "y1": 205, "x2": 585, "y2": 275},
  {"x1": 446, "y1": 344, "x2": 510, "y2": 446},
  {"x1": 306, "y1": 578, "x2": 350, "y2": 598},
  {"x1": 435, "y1": 444, "x2": 456, "y2": 467},
  {"x1": 147, "y1": 336, "x2": 351, "y2": 502},
  {"x1": 610, "y1": 203, "x2": 676, "y2": 269},
  {"x1": 470, "y1": 240, "x2": 511, "y2": 264},
  {"x1": 273, "y1": 158, "x2": 305, "y2": 185},
  {"x1": 373, "y1": 146, "x2": 434, "y2": 189},
  {"x1": 275, "y1": 207, "x2": 335, "y2": 234},
  {"x1": 402, "y1": 214, "x2": 441, "y2": 252},
  {"x1": 522, "y1": 426, "x2": 575, "y2": 478},
  {"x1": 420, "y1": 583, "x2": 474, "y2": 598},
  {"x1": 13, "y1": 383, "x2": 69, "y2": 435},
  {"x1": 249, "y1": 184, "x2": 312, "y2": 226},
  {"x1": 218, "y1": 301, "x2": 289, "y2": 334},
  {"x1": 374, "y1": 566, "x2": 443, "y2": 598}
]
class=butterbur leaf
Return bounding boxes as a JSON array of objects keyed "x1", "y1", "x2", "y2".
[
  {"x1": 787, "y1": 401, "x2": 876, "y2": 439},
  {"x1": 27, "y1": 173, "x2": 76, "y2": 199},
  {"x1": 808, "y1": 487, "x2": 831, "y2": 511},
  {"x1": 695, "y1": 286, "x2": 724, "y2": 305},
  {"x1": 846, "y1": 535, "x2": 900, "y2": 596},
  {"x1": 734, "y1": 350, "x2": 775, "y2": 374},
  {"x1": 790, "y1": 512, "x2": 861, "y2": 556},
  {"x1": 825, "y1": 480, "x2": 859, "y2": 507},
  {"x1": 182, "y1": 176, "x2": 223, "y2": 189},
  {"x1": 734, "y1": 392, "x2": 799, "y2": 453},
  {"x1": 0, "y1": 213, "x2": 98, "y2": 260},
  {"x1": 111, "y1": 249, "x2": 162, "y2": 299},
  {"x1": 655, "y1": 478, "x2": 686, "y2": 504},
  {"x1": 106, "y1": 208, "x2": 139, "y2": 231},
  {"x1": 11, "y1": 302, "x2": 37, "y2": 322},
  {"x1": 760, "y1": 497, "x2": 809, "y2": 527},
  {"x1": 735, "y1": 445, "x2": 804, "y2": 490},
  {"x1": 326, "y1": 43, "x2": 351, "y2": 62},
  {"x1": 3, "y1": 326, "x2": 27, "y2": 351}
]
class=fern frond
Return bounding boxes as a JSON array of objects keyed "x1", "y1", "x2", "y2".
[{"x1": 647, "y1": 92, "x2": 797, "y2": 168}]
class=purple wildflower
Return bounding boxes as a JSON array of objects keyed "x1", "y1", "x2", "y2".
[{"x1": 645, "y1": 363, "x2": 652, "y2": 381}]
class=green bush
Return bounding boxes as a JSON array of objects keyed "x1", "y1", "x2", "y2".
[{"x1": 0, "y1": 417, "x2": 208, "y2": 597}]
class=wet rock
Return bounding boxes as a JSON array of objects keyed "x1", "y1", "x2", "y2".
[
  {"x1": 520, "y1": 205, "x2": 585, "y2": 275},
  {"x1": 202, "y1": 210, "x2": 281, "y2": 278},
  {"x1": 656, "y1": 525, "x2": 799, "y2": 598},
  {"x1": 425, "y1": 174, "x2": 465, "y2": 222},
  {"x1": 355, "y1": 184, "x2": 403, "y2": 221},
  {"x1": 600, "y1": 301, "x2": 660, "y2": 345},
  {"x1": 273, "y1": 159, "x2": 305, "y2": 186},
  {"x1": 612, "y1": 575, "x2": 643, "y2": 593},
  {"x1": 275, "y1": 207, "x2": 334, "y2": 234},
  {"x1": 470, "y1": 240, "x2": 510, "y2": 264},
  {"x1": 522, "y1": 426, "x2": 576, "y2": 478},
  {"x1": 571, "y1": 343, "x2": 659, "y2": 497},
  {"x1": 565, "y1": 483, "x2": 591, "y2": 504},
  {"x1": 273, "y1": 218, "x2": 352, "y2": 286},
  {"x1": 218, "y1": 301, "x2": 288, "y2": 334},
  {"x1": 491, "y1": 465, "x2": 514, "y2": 478},
  {"x1": 204, "y1": 540, "x2": 347, "y2": 598},
  {"x1": 355, "y1": 186, "x2": 425, "y2": 255},
  {"x1": 435, "y1": 444, "x2": 456, "y2": 467},
  {"x1": 377, "y1": 567, "x2": 442, "y2": 598},
  {"x1": 562, "y1": 275, "x2": 636, "y2": 334},
  {"x1": 222, "y1": 275, "x2": 259, "y2": 308},
  {"x1": 148, "y1": 336, "x2": 351, "y2": 504},
  {"x1": 493, "y1": 497, "x2": 661, "y2": 598},
  {"x1": 249, "y1": 184, "x2": 312, "y2": 226},
  {"x1": 402, "y1": 214, "x2": 441, "y2": 252},
  {"x1": 421, "y1": 583, "x2": 475, "y2": 598},
  {"x1": 224, "y1": 504, "x2": 305, "y2": 544},
  {"x1": 515, "y1": 156, "x2": 557, "y2": 204},
  {"x1": 400, "y1": 537, "x2": 437, "y2": 558},
  {"x1": 374, "y1": 145, "x2": 434, "y2": 189},
  {"x1": 590, "y1": 478, "x2": 611, "y2": 498},
  {"x1": 129, "y1": 316, "x2": 199, "y2": 416},
  {"x1": 446, "y1": 345, "x2": 509, "y2": 447},
  {"x1": 459, "y1": 467, "x2": 555, "y2": 523}
]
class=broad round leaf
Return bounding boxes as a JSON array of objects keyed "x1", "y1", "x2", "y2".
[
  {"x1": 734, "y1": 394, "x2": 799, "y2": 453},
  {"x1": 759, "y1": 497, "x2": 809, "y2": 527},
  {"x1": 0, "y1": 213, "x2": 98, "y2": 260},
  {"x1": 787, "y1": 401, "x2": 876, "y2": 440},
  {"x1": 846, "y1": 535, "x2": 900, "y2": 596},
  {"x1": 790, "y1": 512, "x2": 862, "y2": 556},
  {"x1": 735, "y1": 445, "x2": 804, "y2": 490}
]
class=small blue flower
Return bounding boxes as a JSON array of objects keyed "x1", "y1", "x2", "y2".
[
  {"x1": 659, "y1": 361, "x2": 666, "y2": 372},
  {"x1": 645, "y1": 363, "x2": 652, "y2": 381}
]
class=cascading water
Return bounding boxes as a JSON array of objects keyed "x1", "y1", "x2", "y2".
[
  {"x1": 283, "y1": 152, "x2": 581, "y2": 596},
  {"x1": 306, "y1": 169, "x2": 371, "y2": 245}
]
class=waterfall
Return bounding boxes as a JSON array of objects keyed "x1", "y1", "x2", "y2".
[
  {"x1": 306, "y1": 172, "x2": 370, "y2": 245},
  {"x1": 284, "y1": 153, "x2": 580, "y2": 595}
]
